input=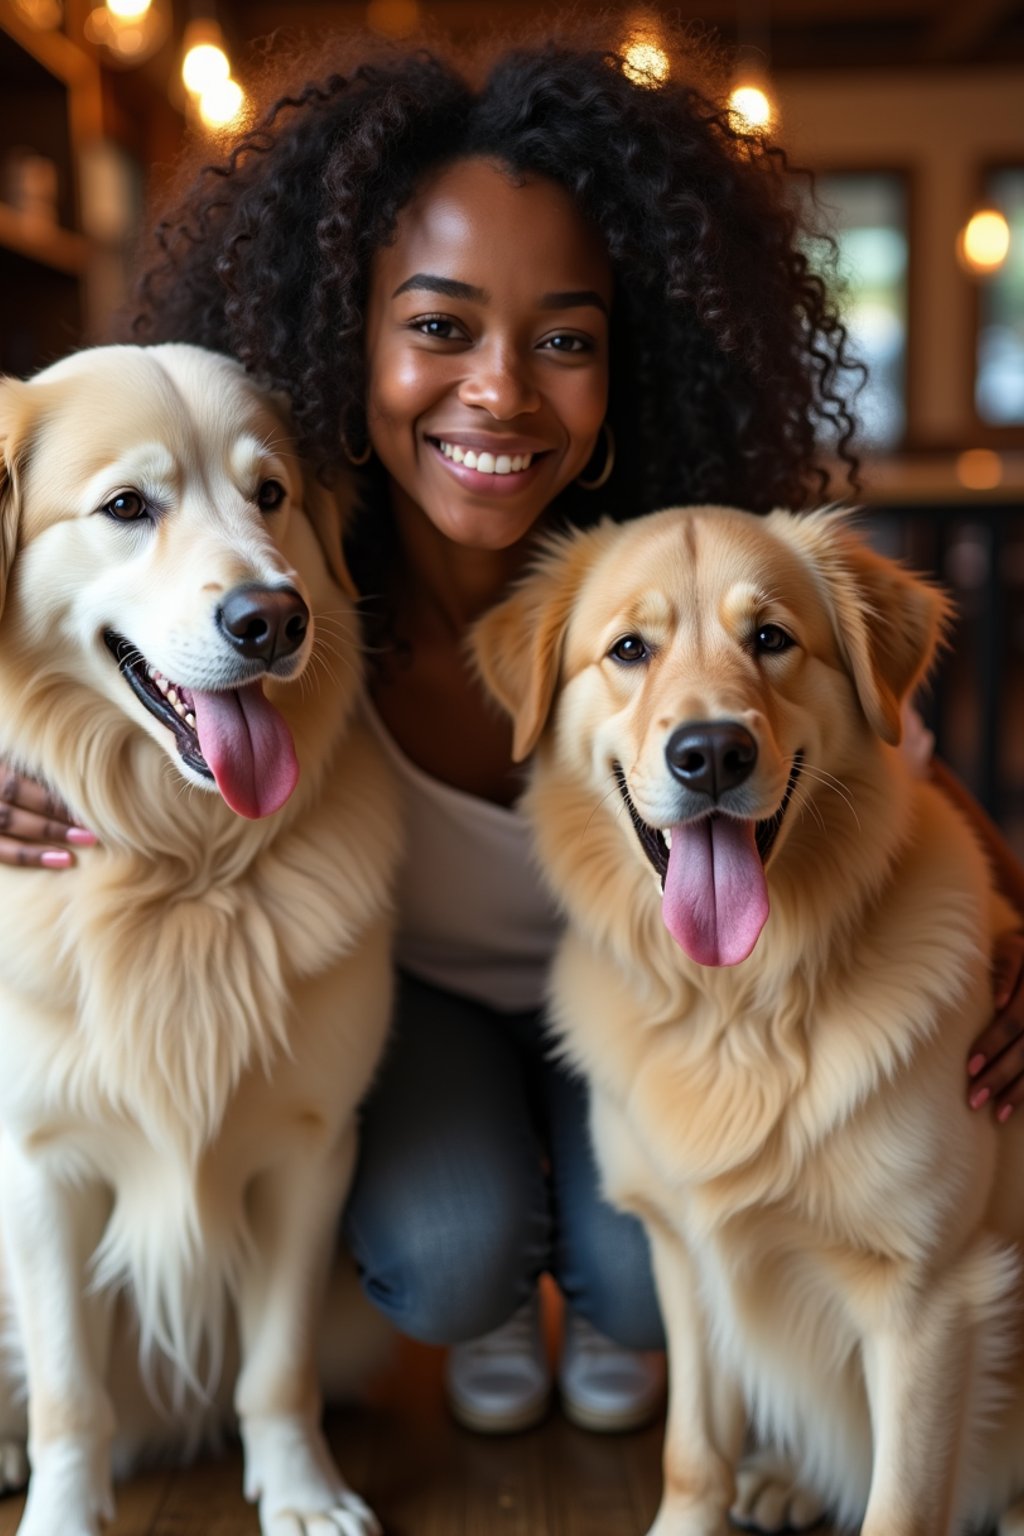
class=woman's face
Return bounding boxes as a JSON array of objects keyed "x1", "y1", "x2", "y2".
[{"x1": 364, "y1": 156, "x2": 612, "y2": 553}]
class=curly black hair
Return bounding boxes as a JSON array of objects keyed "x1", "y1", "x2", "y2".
[{"x1": 132, "y1": 18, "x2": 860, "y2": 586}]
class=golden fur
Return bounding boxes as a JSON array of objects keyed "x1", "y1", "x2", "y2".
[
  {"x1": 475, "y1": 505, "x2": 1024, "y2": 1536},
  {"x1": 0, "y1": 345, "x2": 399, "y2": 1536}
]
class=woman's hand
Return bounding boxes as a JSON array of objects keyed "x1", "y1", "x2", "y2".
[
  {"x1": 0, "y1": 764, "x2": 97, "y2": 869},
  {"x1": 967, "y1": 931, "x2": 1024, "y2": 1123}
]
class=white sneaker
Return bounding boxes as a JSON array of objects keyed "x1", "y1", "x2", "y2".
[
  {"x1": 444, "y1": 1294, "x2": 552, "y2": 1434},
  {"x1": 558, "y1": 1309, "x2": 666, "y2": 1432}
]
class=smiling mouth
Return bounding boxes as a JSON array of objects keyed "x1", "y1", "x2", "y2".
[
  {"x1": 612, "y1": 753, "x2": 805, "y2": 886},
  {"x1": 104, "y1": 630, "x2": 212, "y2": 778},
  {"x1": 427, "y1": 437, "x2": 550, "y2": 477}
]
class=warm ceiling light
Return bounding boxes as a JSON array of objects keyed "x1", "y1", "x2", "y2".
[
  {"x1": 199, "y1": 76, "x2": 245, "y2": 129},
  {"x1": 729, "y1": 83, "x2": 773, "y2": 132},
  {"x1": 622, "y1": 32, "x2": 670, "y2": 87},
  {"x1": 106, "y1": 0, "x2": 151, "y2": 17},
  {"x1": 182, "y1": 18, "x2": 230, "y2": 96},
  {"x1": 958, "y1": 209, "x2": 1011, "y2": 275}
]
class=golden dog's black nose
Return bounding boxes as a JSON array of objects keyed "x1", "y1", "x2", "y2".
[
  {"x1": 218, "y1": 584, "x2": 309, "y2": 664},
  {"x1": 665, "y1": 721, "x2": 757, "y2": 800}
]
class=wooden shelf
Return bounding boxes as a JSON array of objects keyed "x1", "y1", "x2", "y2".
[{"x1": 0, "y1": 199, "x2": 89, "y2": 274}]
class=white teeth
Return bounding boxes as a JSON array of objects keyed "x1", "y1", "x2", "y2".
[
  {"x1": 663, "y1": 828, "x2": 673, "y2": 850},
  {"x1": 185, "y1": 711, "x2": 196, "y2": 729},
  {"x1": 438, "y1": 441, "x2": 533, "y2": 473}
]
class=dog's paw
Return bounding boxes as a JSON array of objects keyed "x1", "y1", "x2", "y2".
[
  {"x1": 243, "y1": 1414, "x2": 381, "y2": 1536},
  {"x1": 0, "y1": 1437, "x2": 29, "y2": 1495},
  {"x1": 260, "y1": 1489, "x2": 381, "y2": 1536},
  {"x1": 12, "y1": 1435, "x2": 114, "y2": 1536},
  {"x1": 730, "y1": 1447, "x2": 825, "y2": 1534}
]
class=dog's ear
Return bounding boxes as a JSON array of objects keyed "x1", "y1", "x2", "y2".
[
  {"x1": 472, "y1": 527, "x2": 603, "y2": 763},
  {"x1": 300, "y1": 471, "x2": 358, "y2": 599},
  {"x1": 794, "y1": 510, "x2": 952, "y2": 746},
  {"x1": 0, "y1": 378, "x2": 33, "y2": 622}
]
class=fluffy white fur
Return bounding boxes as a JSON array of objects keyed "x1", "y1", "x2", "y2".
[
  {"x1": 475, "y1": 505, "x2": 1024, "y2": 1536},
  {"x1": 0, "y1": 345, "x2": 400, "y2": 1536}
]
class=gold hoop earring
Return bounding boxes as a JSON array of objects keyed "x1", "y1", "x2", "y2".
[
  {"x1": 342, "y1": 431, "x2": 373, "y2": 468},
  {"x1": 576, "y1": 423, "x2": 615, "y2": 491}
]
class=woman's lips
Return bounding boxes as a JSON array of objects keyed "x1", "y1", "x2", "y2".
[{"x1": 426, "y1": 436, "x2": 550, "y2": 495}]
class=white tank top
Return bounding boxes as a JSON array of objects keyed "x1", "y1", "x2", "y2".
[{"x1": 365, "y1": 703, "x2": 564, "y2": 1013}]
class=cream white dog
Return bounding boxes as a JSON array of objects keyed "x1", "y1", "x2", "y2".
[
  {"x1": 475, "y1": 505, "x2": 1023, "y2": 1536},
  {"x1": 0, "y1": 345, "x2": 399, "y2": 1536}
]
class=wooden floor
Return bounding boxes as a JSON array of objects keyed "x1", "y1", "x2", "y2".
[{"x1": 0, "y1": 1327, "x2": 851, "y2": 1536}]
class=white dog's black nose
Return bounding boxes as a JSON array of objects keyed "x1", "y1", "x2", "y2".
[
  {"x1": 217, "y1": 584, "x2": 309, "y2": 664},
  {"x1": 665, "y1": 721, "x2": 757, "y2": 800}
]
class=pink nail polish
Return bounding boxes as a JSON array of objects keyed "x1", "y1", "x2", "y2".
[
  {"x1": 40, "y1": 850, "x2": 73, "y2": 869},
  {"x1": 967, "y1": 1053, "x2": 987, "y2": 1077},
  {"x1": 970, "y1": 1086, "x2": 991, "y2": 1111},
  {"x1": 66, "y1": 827, "x2": 97, "y2": 846},
  {"x1": 998, "y1": 1104, "x2": 1015, "y2": 1124}
]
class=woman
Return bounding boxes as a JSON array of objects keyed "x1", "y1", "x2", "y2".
[{"x1": 2, "y1": 17, "x2": 1021, "y2": 1496}]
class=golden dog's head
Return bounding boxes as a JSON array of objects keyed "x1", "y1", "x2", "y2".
[
  {"x1": 0, "y1": 344, "x2": 354, "y2": 821},
  {"x1": 475, "y1": 505, "x2": 950, "y2": 968}
]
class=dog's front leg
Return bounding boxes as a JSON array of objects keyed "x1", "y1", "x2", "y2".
[
  {"x1": 859, "y1": 1288, "x2": 977, "y2": 1536},
  {"x1": 0, "y1": 1140, "x2": 115, "y2": 1536},
  {"x1": 645, "y1": 1215, "x2": 742, "y2": 1536},
  {"x1": 235, "y1": 1123, "x2": 380, "y2": 1536}
]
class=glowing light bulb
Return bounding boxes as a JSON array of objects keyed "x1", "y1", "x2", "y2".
[
  {"x1": 958, "y1": 209, "x2": 1011, "y2": 274},
  {"x1": 106, "y1": 0, "x2": 151, "y2": 18},
  {"x1": 622, "y1": 33, "x2": 670, "y2": 86},
  {"x1": 729, "y1": 84, "x2": 773, "y2": 132},
  {"x1": 199, "y1": 76, "x2": 245, "y2": 129},
  {"x1": 184, "y1": 41, "x2": 230, "y2": 95}
]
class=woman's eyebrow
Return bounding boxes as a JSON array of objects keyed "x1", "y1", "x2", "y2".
[
  {"x1": 392, "y1": 273, "x2": 488, "y2": 302},
  {"x1": 539, "y1": 290, "x2": 609, "y2": 315}
]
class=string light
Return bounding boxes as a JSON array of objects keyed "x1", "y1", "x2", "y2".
[
  {"x1": 198, "y1": 75, "x2": 245, "y2": 128},
  {"x1": 728, "y1": 83, "x2": 773, "y2": 131},
  {"x1": 957, "y1": 209, "x2": 1011, "y2": 275},
  {"x1": 106, "y1": 0, "x2": 151, "y2": 17}
]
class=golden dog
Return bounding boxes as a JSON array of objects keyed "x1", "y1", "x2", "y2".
[
  {"x1": 475, "y1": 505, "x2": 1023, "y2": 1536},
  {"x1": 0, "y1": 345, "x2": 398, "y2": 1536}
]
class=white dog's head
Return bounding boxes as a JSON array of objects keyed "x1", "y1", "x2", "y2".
[{"x1": 0, "y1": 344, "x2": 353, "y2": 821}]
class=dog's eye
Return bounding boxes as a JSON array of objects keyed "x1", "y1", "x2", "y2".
[
  {"x1": 103, "y1": 492, "x2": 147, "y2": 522},
  {"x1": 256, "y1": 479, "x2": 287, "y2": 513},
  {"x1": 755, "y1": 624, "x2": 795, "y2": 654},
  {"x1": 609, "y1": 635, "x2": 649, "y2": 664}
]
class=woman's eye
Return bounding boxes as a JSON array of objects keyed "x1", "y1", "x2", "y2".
[
  {"x1": 542, "y1": 333, "x2": 589, "y2": 353},
  {"x1": 609, "y1": 635, "x2": 649, "y2": 664},
  {"x1": 414, "y1": 316, "x2": 463, "y2": 340},
  {"x1": 755, "y1": 624, "x2": 795, "y2": 654},
  {"x1": 256, "y1": 478, "x2": 286, "y2": 512},
  {"x1": 102, "y1": 491, "x2": 147, "y2": 522}
]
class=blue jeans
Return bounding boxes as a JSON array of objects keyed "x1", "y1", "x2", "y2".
[{"x1": 343, "y1": 972, "x2": 665, "y2": 1350}]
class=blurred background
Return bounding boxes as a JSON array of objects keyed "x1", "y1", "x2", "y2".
[{"x1": 1, "y1": 0, "x2": 1022, "y2": 855}]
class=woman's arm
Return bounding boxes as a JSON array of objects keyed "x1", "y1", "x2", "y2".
[
  {"x1": 930, "y1": 758, "x2": 1024, "y2": 1121},
  {"x1": 0, "y1": 764, "x2": 96, "y2": 868}
]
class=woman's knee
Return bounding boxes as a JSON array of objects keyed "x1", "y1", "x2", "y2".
[{"x1": 344, "y1": 1196, "x2": 543, "y2": 1345}]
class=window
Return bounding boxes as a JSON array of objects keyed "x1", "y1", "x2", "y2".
[
  {"x1": 811, "y1": 173, "x2": 910, "y2": 450},
  {"x1": 975, "y1": 168, "x2": 1024, "y2": 427}
]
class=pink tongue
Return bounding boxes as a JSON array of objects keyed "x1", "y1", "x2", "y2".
[
  {"x1": 191, "y1": 682, "x2": 298, "y2": 819},
  {"x1": 661, "y1": 816, "x2": 769, "y2": 966}
]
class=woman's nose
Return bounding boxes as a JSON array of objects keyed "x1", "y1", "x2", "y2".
[{"x1": 458, "y1": 344, "x2": 541, "y2": 418}]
